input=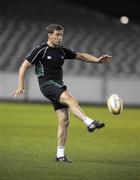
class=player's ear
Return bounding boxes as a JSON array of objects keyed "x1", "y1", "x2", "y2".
[{"x1": 48, "y1": 33, "x2": 52, "y2": 38}]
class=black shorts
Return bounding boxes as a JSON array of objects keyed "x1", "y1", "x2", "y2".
[{"x1": 40, "y1": 80, "x2": 69, "y2": 111}]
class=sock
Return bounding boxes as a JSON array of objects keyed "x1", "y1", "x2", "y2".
[
  {"x1": 83, "y1": 116, "x2": 94, "y2": 126},
  {"x1": 57, "y1": 146, "x2": 65, "y2": 158}
]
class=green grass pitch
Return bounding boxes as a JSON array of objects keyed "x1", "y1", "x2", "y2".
[{"x1": 0, "y1": 102, "x2": 140, "y2": 180}]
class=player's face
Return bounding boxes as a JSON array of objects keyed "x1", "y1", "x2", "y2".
[{"x1": 49, "y1": 30, "x2": 63, "y2": 46}]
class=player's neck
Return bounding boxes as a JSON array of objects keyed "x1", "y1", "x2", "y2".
[{"x1": 47, "y1": 41, "x2": 56, "y2": 48}]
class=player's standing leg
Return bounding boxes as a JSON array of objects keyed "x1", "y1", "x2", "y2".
[
  {"x1": 55, "y1": 108, "x2": 71, "y2": 162},
  {"x1": 60, "y1": 91, "x2": 105, "y2": 132}
]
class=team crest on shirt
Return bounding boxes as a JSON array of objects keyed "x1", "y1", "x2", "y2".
[{"x1": 47, "y1": 56, "x2": 52, "y2": 59}]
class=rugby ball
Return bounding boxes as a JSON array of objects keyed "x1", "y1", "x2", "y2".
[{"x1": 107, "y1": 94, "x2": 123, "y2": 115}]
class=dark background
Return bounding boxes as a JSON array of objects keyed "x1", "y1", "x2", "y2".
[
  {"x1": 66, "y1": 0, "x2": 140, "y2": 23},
  {"x1": 0, "y1": 0, "x2": 140, "y2": 24}
]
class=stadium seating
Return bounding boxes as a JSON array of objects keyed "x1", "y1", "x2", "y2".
[{"x1": 0, "y1": 3, "x2": 140, "y2": 77}]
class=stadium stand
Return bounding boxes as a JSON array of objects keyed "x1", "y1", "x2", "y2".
[{"x1": 0, "y1": 1, "x2": 140, "y2": 77}]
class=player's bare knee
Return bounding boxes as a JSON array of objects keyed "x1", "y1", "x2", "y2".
[
  {"x1": 67, "y1": 96, "x2": 78, "y2": 106},
  {"x1": 65, "y1": 120, "x2": 69, "y2": 128},
  {"x1": 60, "y1": 92, "x2": 78, "y2": 106},
  {"x1": 59, "y1": 119, "x2": 69, "y2": 128},
  {"x1": 61, "y1": 115, "x2": 69, "y2": 123}
]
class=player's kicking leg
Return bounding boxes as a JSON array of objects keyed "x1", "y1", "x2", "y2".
[{"x1": 59, "y1": 91, "x2": 105, "y2": 132}]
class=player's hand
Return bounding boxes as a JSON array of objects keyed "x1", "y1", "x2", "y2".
[
  {"x1": 12, "y1": 88, "x2": 25, "y2": 98},
  {"x1": 98, "y1": 55, "x2": 112, "y2": 63}
]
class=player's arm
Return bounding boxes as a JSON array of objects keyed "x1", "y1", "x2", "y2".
[
  {"x1": 75, "y1": 52, "x2": 112, "y2": 63},
  {"x1": 13, "y1": 60, "x2": 32, "y2": 98}
]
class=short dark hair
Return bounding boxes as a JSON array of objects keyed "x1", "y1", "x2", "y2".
[{"x1": 46, "y1": 24, "x2": 64, "y2": 34}]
